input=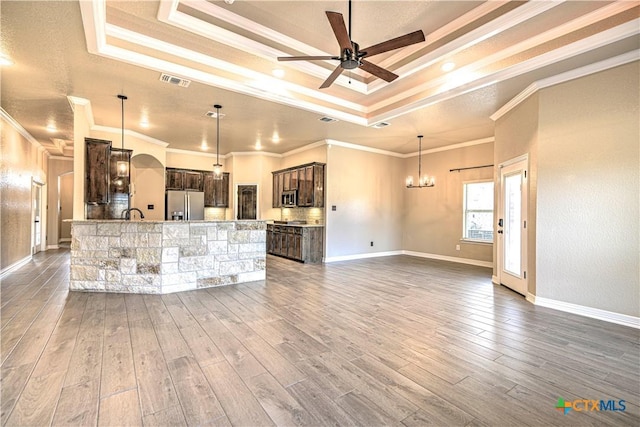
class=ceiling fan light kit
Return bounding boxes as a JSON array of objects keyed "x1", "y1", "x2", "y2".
[{"x1": 277, "y1": 0, "x2": 425, "y2": 89}]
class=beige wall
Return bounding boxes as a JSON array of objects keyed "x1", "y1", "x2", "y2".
[
  {"x1": 1, "y1": 113, "x2": 48, "y2": 271},
  {"x1": 131, "y1": 154, "x2": 165, "y2": 220},
  {"x1": 494, "y1": 93, "x2": 539, "y2": 291},
  {"x1": 46, "y1": 157, "x2": 74, "y2": 246},
  {"x1": 403, "y1": 142, "x2": 494, "y2": 264},
  {"x1": 281, "y1": 144, "x2": 327, "y2": 168},
  {"x1": 535, "y1": 62, "x2": 639, "y2": 317},
  {"x1": 229, "y1": 154, "x2": 281, "y2": 221},
  {"x1": 325, "y1": 145, "x2": 404, "y2": 259}
]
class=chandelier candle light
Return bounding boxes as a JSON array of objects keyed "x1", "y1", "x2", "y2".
[
  {"x1": 116, "y1": 94, "x2": 129, "y2": 177},
  {"x1": 406, "y1": 135, "x2": 435, "y2": 188},
  {"x1": 213, "y1": 104, "x2": 223, "y2": 180}
]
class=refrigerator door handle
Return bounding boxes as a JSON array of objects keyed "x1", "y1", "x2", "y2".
[{"x1": 185, "y1": 193, "x2": 190, "y2": 220}]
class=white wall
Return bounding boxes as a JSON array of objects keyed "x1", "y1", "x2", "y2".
[{"x1": 536, "y1": 62, "x2": 639, "y2": 317}]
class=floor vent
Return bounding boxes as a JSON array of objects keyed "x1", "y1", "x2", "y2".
[
  {"x1": 371, "y1": 122, "x2": 390, "y2": 128},
  {"x1": 319, "y1": 116, "x2": 338, "y2": 123},
  {"x1": 159, "y1": 73, "x2": 191, "y2": 88}
]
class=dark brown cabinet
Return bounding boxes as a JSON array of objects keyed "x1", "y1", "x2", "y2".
[
  {"x1": 272, "y1": 162, "x2": 325, "y2": 208},
  {"x1": 203, "y1": 172, "x2": 230, "y2": 207},
  {"x1": 165, "y1": 168, "x2": 203, "y2": 191},
  {"x1": 85, "y1": 138, "x2": 111, "y2": 204},
  {"x1": 267, "y1": 225, "x2": 323, "y2": 263},
  {"x1": 85, "y1": 138, "x2": 132, "y2": 220}
]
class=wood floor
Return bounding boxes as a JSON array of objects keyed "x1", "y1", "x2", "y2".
[{"x1": 1, "y1": 249, "x2": 638, "y2": 426}]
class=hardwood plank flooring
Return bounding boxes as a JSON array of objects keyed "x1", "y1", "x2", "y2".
[{"x1": 1, "y1": 249, "x2": 638, "y2": 426}]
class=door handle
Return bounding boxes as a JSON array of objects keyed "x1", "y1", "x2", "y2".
[
  {"x1": 497, "y1": 230, "x2": 503, "y2": 234},
  {"x1": 498, "y1": 218, "x2": 503, "y2": 227}
]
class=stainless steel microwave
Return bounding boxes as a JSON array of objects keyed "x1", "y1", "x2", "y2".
[{"x1": 282, "y1": 190, "x2": 297, "y2": 207}]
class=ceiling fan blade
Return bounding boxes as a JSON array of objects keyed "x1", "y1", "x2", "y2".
[
  {"x1": 361, "y1": 30, "x2": 425, "y2": 57},
  {"x1": 319, "y1": 64, "x2": 344, "y2": 89},
  {"x1": 359, "y1": 60, "x2": 398, "y2": 83},
  {"x1": 277, "y1": 56, "x2": 336, "y2": 61},
  {"x1": 326, "y1": 11, "x2": 353, "y2": 52}
]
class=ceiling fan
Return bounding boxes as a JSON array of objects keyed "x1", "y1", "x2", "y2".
[{"x1": 277, "y1": 0, "x2": 425, "y2": 89}]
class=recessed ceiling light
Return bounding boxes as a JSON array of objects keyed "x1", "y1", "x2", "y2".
[
  {"x1": 255, "y1": 141, "x2": 262, "y2": 150},
  {"x1": 140, "y1": 120, "x2": 149, "y2": 128},
  {"x1": 0, "y1": 54, "x2": 13, "y2": 67},
  {"x1": 272, "y1": 132, "x2": 280, "y2": 143},
  {"x1": 272, "y1": 69, "x2": 285, "y2": 78},
  {"x1": 46, "y1": 123, "x2": 57, "y2": 132},
  {"x1": 201, "y1": 141, "x2": 208, "y2": 150},
  {"x1": 442, "y1": 61, "x2": 456, "y2": 72}
]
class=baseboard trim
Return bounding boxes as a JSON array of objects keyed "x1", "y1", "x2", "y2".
[
  {"x1": 59, "y1": 238, "x2": 71, "y2": 243},
  {"x1": 0, "y1": 255, "x2": 32, "y2": 279},
  {"x1": 403, "y1": 250, "x2": 493, "y2": 268},
  {"x1": 47, "y1": 245, "x2": 60, "y2": 250},
  {"x1": 532, "y1": 295, "x2": 639, "y2": 329},
  {"x1": 324, "y1": 250, "x2": 402, "y2": 263},
  {"x1": 492, "y1": 275, "x2": 499, "y2": 285}
]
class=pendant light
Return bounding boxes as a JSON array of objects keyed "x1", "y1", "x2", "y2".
[
  {"x1": 212, "y1": 104, "x2": 223, "y2": 180},
  {"x1": 406, "y1": 135, "x2": 435, "y2": 188},
  {"x1": 116, "y1": 94, "x2": 129, "y2": 177}
]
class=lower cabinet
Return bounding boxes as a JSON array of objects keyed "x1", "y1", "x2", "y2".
[{"x1": 267, "y1": 225, "x2": 323, "y2": 263}]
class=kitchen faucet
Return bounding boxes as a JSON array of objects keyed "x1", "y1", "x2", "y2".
[{"x1": 121, "y1": 208, "x2": 145, "y2": 220}]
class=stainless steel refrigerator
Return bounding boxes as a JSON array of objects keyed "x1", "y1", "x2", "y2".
[{"x1": 166, "y1": 191, "x2": 205, "y2": 220}]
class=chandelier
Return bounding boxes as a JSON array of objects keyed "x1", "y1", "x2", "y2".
[{"x1": 406, "y1": 135, "x2": 435, "y2": 188}]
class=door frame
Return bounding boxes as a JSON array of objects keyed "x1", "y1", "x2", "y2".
[
  {"x1": 31, "y1": 179, "x2": 45, "y2": 254},
  {"x1": 496, "y1": 154, "x2": 528, "y2": 296},
  {"x1": 234, "y1": 183, "x2": 259, "y2": 220}
]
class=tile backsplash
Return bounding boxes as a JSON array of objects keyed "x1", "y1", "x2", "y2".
[{"x1": 281, "y1": 207, "x2": 324, "y2": 224}]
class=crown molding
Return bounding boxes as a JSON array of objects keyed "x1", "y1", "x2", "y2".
[
  {"x1": 0, "y1": 108, "x2": 43, "y2": 150},
  {"x1": 67, "y1": 96, "x2": 95, "y2": 128},
  {"x1": 91, "y1": 125, "x2": 170, "y2": 147},
  {"x1": 228, "y1": 151, "x2": 282, "y2": 158},
  {"x1": 281, "y1": 140, "x2": 327, "y2": 157},
  {"x1": 491, "y1": 49, "x2": 640, "y2": 121},
  {"x1": 326, "y1": 139, "x2": 405, "y2": 158},
  {"x1": 403, "y1": 137, "x2": 494, "y2": 158},
  {"x1": 166, "y1": 147, "x2": 228, "y2": 159}
]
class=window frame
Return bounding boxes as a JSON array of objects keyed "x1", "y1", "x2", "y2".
[{"x1": 462, "y1": 179, "x2": 494, "y2": 244}]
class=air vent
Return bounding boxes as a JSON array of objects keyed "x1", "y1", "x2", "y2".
[
  {"x1": 159, "y1": 73, "x2": 191, "y2": 88},
  {"x1": 205, "y1": 111, "x2": 225, "y2": 119},
  {"x1": 371, "y1": 122, "x2": 390, "y2": 129},
  {"x1": 319, "y1": 116, "x2": 338, "y2": 123}
]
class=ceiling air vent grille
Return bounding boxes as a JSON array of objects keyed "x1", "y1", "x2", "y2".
[
  {"x1": 205, "y1": 111, "x2": 225, "y2": 119},
  {"x1": 159, "y1": 73, "x2": 191, "y2": 88},
  {"x1": 319, "y1": 116, "x2": 338, "y2": 123},
  {"x1": 371, "y1": 122, "x2": 390, "y2": 129}
]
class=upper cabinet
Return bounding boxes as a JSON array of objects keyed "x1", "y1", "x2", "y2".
[
  {"x1": 85, "y1": 138, "x2": 111, "y2": 204},
  {"x1": 165, "y1": 168, "x2": 203, "y2": 191},
  {"x1": 203, "y1": 172, "x2": 230, "y2": 207},
  {"x1": 272, "y1": 162, "x2": 325, "y2": 208}
]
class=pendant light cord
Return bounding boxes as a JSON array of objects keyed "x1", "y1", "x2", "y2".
[
  {"x1": 418, "y1": 135, "x2": 423, "y2": 182},
  {"x1": 118, "y1": 94, "x2": 128, "y2": 162}
]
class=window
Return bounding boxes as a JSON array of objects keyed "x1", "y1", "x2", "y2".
[{"x1": 463, "y1": 181, "x2": 494, "y2": 242}]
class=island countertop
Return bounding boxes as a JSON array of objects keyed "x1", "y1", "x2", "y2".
[{"x1": 70, "y1": 220, "x2": 266, "y2": 294}]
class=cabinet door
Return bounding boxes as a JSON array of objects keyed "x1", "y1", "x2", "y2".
[
  {"x1": 313, "y1": 164, "x2": 325, "y2": 207},
  {"x1": 272, "y1": 173, "x2": 281, "y2": 208},
  {"x1": 213, "y1": 173, "x2": 230, "y2": 207},
  {"x1": 85, "y1": 138, "x2": 111, "y2": 204},
  {"x1": 203, "y1": 172, "x2": 215, "y2": 207},
  {"x1": 184, "y1": 170, "x2": 203, "y2": 191},
  {"x1": 290, "y1": 169, "x2": 299, "y2": 192},
  {"x1": 166, "y1": 169, "x2": 184, "y2": 190},
  {"x1": 282, "y1": 171, "x2": 291, "y2": 191},
  {"x1": 297, "y1": 166, "x2": 313, "y2": 207}
]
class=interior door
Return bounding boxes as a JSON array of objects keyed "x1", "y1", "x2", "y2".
[
  {"x1": 497, "y1": 157, "x2": 528, "y2": 296},
  {"x1": 32, "y1": 181, "x2": 43, "y2": 254},
  {"x1": 237, "y1": 185, "x2": 257, "y2": 220}
]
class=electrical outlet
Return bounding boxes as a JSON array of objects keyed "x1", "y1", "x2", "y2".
[
  {"x1": 456, "y1": 244, "x2": 460, "y2": 251},
  {"x1": 370, "y1": 241, "x2": 374, "y2": 247}
]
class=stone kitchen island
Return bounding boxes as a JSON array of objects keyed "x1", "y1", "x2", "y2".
[{"x1": 70, "y1": 220, "x2": 266, "y2": 294}]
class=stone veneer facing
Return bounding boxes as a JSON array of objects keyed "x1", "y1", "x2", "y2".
[{"x1": 70, "y1": 220, "x2": 266, "y2": 294}]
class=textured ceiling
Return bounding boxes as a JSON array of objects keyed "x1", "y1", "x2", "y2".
[{"x1": 1, "y1": 1, "x2": 638, "y2": 157}]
